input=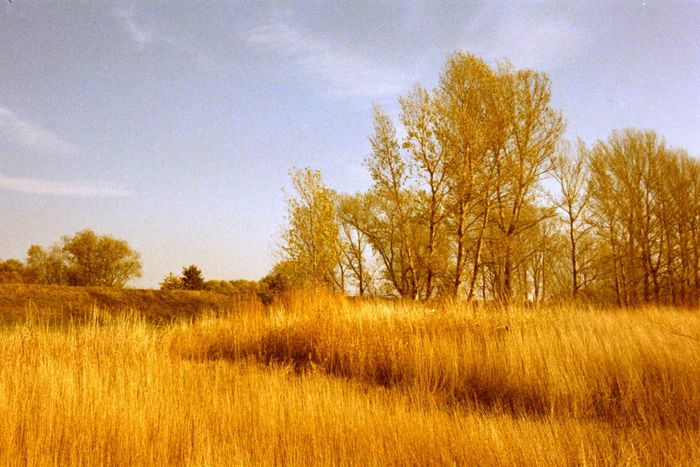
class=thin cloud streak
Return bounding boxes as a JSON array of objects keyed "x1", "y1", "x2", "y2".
[
  {"x1": 112, "y1": 7, "x2": 222, "y2": 71},
  {"x1": 0, "y1": 107, "x2": 79, "y2": 156},
  {"x1": 462, "y1": 5, "x2": 584, "y2": 71},
  {"x1": 0, "y1": 172, "x2": 132, "y2": 197},
  {"x1": 112, "y1": 6, "x2": 153, "y2": 48},
  {"x1": 246, "y1": 20, "x2": 414, "y2": 98}
]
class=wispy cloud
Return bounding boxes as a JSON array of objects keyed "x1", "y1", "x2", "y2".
[
  {"x1": 246, "y1": 21, "x2": 413, "y2": 98},
  {"x1": 0, "y1": 107, "x2": 79, "y2": 156},
  {"x1": 0, "y1": 171, "x2": 132, "y2": 197},
  {"x1": 112, "y1": 6, "x2": 153, "y2": 48},
  {"x1": 112, "y1": 7, "x2": 222, "y2": 71},
  {"x1": 0, "y1": 107, "x2": 128, "y2": 196},
  {"x1": 463, "y1": 5, "x2": 583, "y2": 71}
]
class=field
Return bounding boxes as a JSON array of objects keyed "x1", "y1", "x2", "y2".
[{"x1": 0, "y1": 288, "x2": 698, "y2": 465}]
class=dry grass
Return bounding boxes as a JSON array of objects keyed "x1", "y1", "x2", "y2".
[
  {"x1": 0, "y1": 283, "x2": 250, "y2": 325},
  {"x1": 0, "y1": 291, "x2": 698, "y2": 465}
]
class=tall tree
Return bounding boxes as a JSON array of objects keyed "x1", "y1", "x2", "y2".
[
  {"x1": 551, "y1": 140, "x2": 595, "y2": 298},
  {"x1": 489, "y1": 66, "x2": 564, "y2": 301},
  {"x1": 268, "y1": 50, "x2": 699, "y2": 306},
  {"x1": 365, "y1": 106, "x2": 421, "y2": 298},
  {"x1": 589, "y1": 129, "x2": 700, "y2": 306},
  {"x1": 434, "y1": 52, "x2": 505, "y2": 299},
  {"x1": 282, "y1": 168, "x2": 339, "y2": 288},
  {"x1": 400, "y1": 85, "x2": 448, "y2": 298}
]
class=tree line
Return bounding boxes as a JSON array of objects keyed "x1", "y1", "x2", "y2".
[
  {"x1": 276, "y1": 52, "x2": 700, "y2": 306},
  {"x1": 1, "y1": 234, "x2": 262, "y2": 298},
  {"x1": 0, "y1": 229, "x2": 142, "y2": 287},
  {"x1": 1, "y1": 231, "x2": 263, "y2": 298}
]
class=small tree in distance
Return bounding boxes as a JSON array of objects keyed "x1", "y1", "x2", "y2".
[
  {"x1": 256, "y1": 261, "x2": 293, "y2": 305},
  {"x1": 159, "y1": 265, "x2": 205, "y2": 291},
  {"x1": 159, "y1": 272, "x2": 183, "y2": 290},
  {"x1": 0, "y1": 259, "x2": 27, "y2": 284},
  {"x1": 181, "y1": 265, "x2": 205, "y2": 290}
]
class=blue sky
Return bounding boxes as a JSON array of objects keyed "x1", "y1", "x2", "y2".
[{"x1": 1, "y1": 1, "x2": 698, "y2": 287}]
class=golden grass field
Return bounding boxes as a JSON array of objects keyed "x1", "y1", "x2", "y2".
[{"x1": 0, "y1": 290, "x2": 698, "y2": 465}]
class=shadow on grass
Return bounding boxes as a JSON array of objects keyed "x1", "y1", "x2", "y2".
[{"x1": 177, "y1": 325, "x2": 700, "y2": 429}]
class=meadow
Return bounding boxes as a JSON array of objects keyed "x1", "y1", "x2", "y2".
[{"x1": 0, "y1": 289, "x2": 698, "y2": 465}]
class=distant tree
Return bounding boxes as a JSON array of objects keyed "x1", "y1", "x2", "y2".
[
  {"x1": 231, "y1": 279, "x2": 259, "y2": 295},
  {"x1": 160, "y1": 272, "x2": 183, "y2": 290},
  {"x1": 23, "y1": 231, "x2": 141, "y2": 287},
  {"x1": 0, "y1": 259, "x2": 26, "y2": 284},
  {"x1": 181, "y1": 265, "x2": 205, "y2": 290},
  {"x1": 61, "y1": 230, "x2": 142, "y2": 287},
  {"x1": 257, "y1": 261, "x2": 294, "y2": 304},
  {"x1": 260, "y1": 274, "x2": 288, "y2": 296},
  {"x1": 26, "y1": 244, "x2": 68, "y2": 285},
  {"x1": 203, "y1": 280, "x2": 233, "y2": 294}
]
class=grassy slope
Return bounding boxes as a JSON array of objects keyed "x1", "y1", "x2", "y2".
[{"x1": 0, "y1": 284, "x2": 250, "y2": 324}]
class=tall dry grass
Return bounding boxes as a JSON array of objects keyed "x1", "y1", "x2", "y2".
[{"x1": 0, "y1": 292, "x2": 698, "y2": 465}]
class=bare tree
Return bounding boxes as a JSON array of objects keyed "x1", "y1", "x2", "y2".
[{"x1": 551, "y1": 140, "x2": 595, "y2": 298}]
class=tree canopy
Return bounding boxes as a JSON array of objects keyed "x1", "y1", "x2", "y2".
[
  {"x1": 271, "y1": 51, "x2": 700, "y2": 306},
  {"x1": 280, "y1": 168, "x2": 339, "y2": 289},
  {"x1": 22, "y1": 229, "x2": 142, "y2": 287}
]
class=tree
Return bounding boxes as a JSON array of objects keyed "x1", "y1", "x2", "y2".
[
  {"x1": 364, "y1": 106, "x2": 422, "y2": 298},
  {"x1": 589, "y1": 129, "x2": 700, "y2": 306},
  {"x1": 337, "y1": 193, "x2": 377, "y2": 296},
  {"x1": 281, "y1": 168, "x2": 339, "y2": 289},
  {"x1": 354, "y1": 55, "x2": 562, "y2": 302},
  {"x1": 0, "y1": 259, "x2": 26, "y2": 284},
  {"x1": 181, "y1": 265, "x2": 205, "y2": 290},
  {"x1": 488, "y1": 66, "x2": 564, "y2": 301},
  {"x1": 258, "y1": 260, "x2": 294, "y2": 304},
  {"x1": 272, "y1": 50, "x2": 698, "y2": 306},
  {"x1": 551, "y1": 140, "x2": 595, "y2": 298},
  {"x1": 61, "y1": 230, "x2": 142, "y2": 287},
  {"x1": 159, "y1": 272, "x2": 183, "y2": 290},
  {"x1": 26, "y1": 244, "x2": 68, "y2": 285},
  {"x1": 400, "y1": 85, "x2": 449, "y2": 298},
  {"x1": 24, "y1": 230, "x2": 141, "y2": 287},
  {"x1": 204, "y1": 279, "x2": 258, "y2": 296},
  {"x1": 435, "y1": 52, "x2": 504, "y2": 299}
]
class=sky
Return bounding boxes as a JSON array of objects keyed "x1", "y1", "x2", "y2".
[{"x1": 1, "y1": 1, "x2": 699, "y2": 288}]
